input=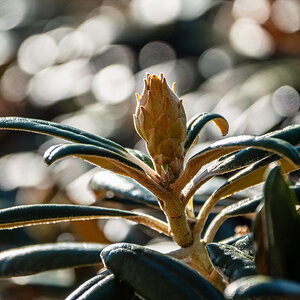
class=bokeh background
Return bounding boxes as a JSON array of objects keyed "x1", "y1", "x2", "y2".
[{"x1": 0, "y1": 0, "x2": 299, "y2": 299}]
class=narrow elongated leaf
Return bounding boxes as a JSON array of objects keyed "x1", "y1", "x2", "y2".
[
  {"x1": 210, "y1": 124, "x2": 300, "y2": 174},
  {"x1": 101, "y1": 243, "x2": 224, "y2": 300},
  {"x1": 0, "y1": 117, "x2": 126, "y2": 153},
  {"x1": 65, "y1": 270, "x2": 112, "y2": 300},
  {"x1": 204, "y1": 196, "x2": 261, "y2": 243},
  {"x1": 89, "y1": 170, "x2": 158, "y2": 208},
  {"x1": 189, "y1": 135, "x2": 300, "y2": 167},
  {"x1": 66, "y1": 272, "x2": 135, "y2": 300},
  {"x1": 126, "y1": 148, "x2": 154, "y2": 169},
  {"x1": 225, "y1": 275, "x2": 300, "y2": 299},
  {"x1": 231, "y1": 233, "x2": 255, "y2": 257},
  {"x1": 89, "y1": 171, "x2": 239, "y2": 209},
  {"x1": 206, "y1": 243, "x2": 257, "y2": 283},
  {"x1": 184, "y1": 113, "x2": 229, "y2": 152},
  {"x1": 0, "y1": 242, "x2": 106, "y2": 277},
  {"x1": 177, "y1": 135, "x2": 300, "y2": 191},
  {"x1": 0, "y1": 204, "x2": 169, "y2": 235},
  {"x1": 44, "y1": 143, "x2": 145, "y2": 177},
  {"x1": 208, "y1": 149, "x2": 300, "y2": 205},
  {"x1": 262, "y1": 165, "x2": 300, "y2": 280}
]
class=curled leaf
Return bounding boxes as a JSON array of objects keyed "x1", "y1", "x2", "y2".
[{"x1": 184, "y1": 113, "x2": 229, "y2": 152}]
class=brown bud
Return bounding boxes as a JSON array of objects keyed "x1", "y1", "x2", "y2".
[{"x1": 134, "y1": 74, "x2": 186, "y2": 182}]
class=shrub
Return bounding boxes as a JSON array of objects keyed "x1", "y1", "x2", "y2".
[{"x1": 0, "y1": 74, "x2": 299, "y2": 299}]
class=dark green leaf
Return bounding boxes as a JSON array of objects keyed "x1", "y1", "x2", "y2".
[
  {"x1": 0, "y1": 243, "x2": 106, "y2": 277},
  {"x1": 290, "y1": 185, "x2": 300, "y2": 204},
  {"x1": 262, "y1": 165, "x2": 300, "y2": 280},
  {"x1": 0, "y1": 204, "x2": 168, "y2": 235},
  {"x1": 66, "y1": 271, "x2": 135, "y2": 300},
  {"x1": 101, "y1": 243, "x2": 224, "y2": 300},
  {"x1": 222, "y1": 195, "x2": 262, "y2": 217},
  {"x1": 44, "y1": 143, "x2": 144, "y2": 173},
  {"x1": 203, "y1": 196, "x2": 261, "y2": 243},
  {"x1": 0, "y1": 117, "x2": 126, "y2": 153},
  {"x1": 225, "y1": 275, "x2": 300, "y2": 299},
  {"x1": 89, "y1": 170, "x2": 158, "y2": 208},
  {"x1": 189, "y1": 135, "x2": 300, "y2": 167},
  {"x1": 211, "y1": 125, "x2": 300, "y2": 174},
  {"x1": 231, "y1": 233, "x2": 255, "y2": 257},
  {"x1": 207, "y1": 147, "x2": 300, "y2": 205},
  {"x1": 184, "y1": 113, "x2": 228, "y2": 152},
  {"x1": 65, "y1": 270, "x2": 112, "y2": 300},
  {"x1": 126, "y1": 148, "x2": 154, "y2": 169},
  {"x1": 90, "y1": 170, "x2": 240, "y2": 210},
  {"x1": 206, "y1": 243, "x2": 257, "y2": 283}
]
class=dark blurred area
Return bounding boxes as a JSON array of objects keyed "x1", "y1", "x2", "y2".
[{"x1": 0, "y1": 0, "x2": 299, "y2": 299}]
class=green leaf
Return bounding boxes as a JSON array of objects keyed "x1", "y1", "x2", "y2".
[
  {"x1": 225, "y1": 275, "x2": 300, "y2": 299},
  {"x1": 204, "y1": 196, "x2": 261, "y2": 243},
  {"x1": 206, "y1": 243, "x2": 257, "y2": 283},
  {"x1": 126, "y1": 148, "x2": 154, "y2": 169},
  {"x1": 290, "y1": 185, "x2": 300, "y2": 204},
  {"x1": 181, "y1": 135, "x2": 300, "y2": 191},
  {"x1": 0, "y1": 243, "x2": 106, "y2": 277},
  {"x1": 44, "y1": 143, "x2": 145, "y2": 176},
  {"x1": 0, "y1": 117, "x2": 126, "y2": 153},
  {"x1": 189, "y1": 135, "x2": 300, "y2": 168},
  {"x1": 184, "y1": 113, "x2": 229, "y2": 152},
  {"x1": 221, "y1": 195, "x2": 262, "y2": 217},
  {"x1": 66, "y1": 271, "x2": 135, "y2": 300},
  {"x1": 89, "y1": 170, "x2": 238, "y2": 210},
  {"x1": 0, "y1": 204, "x2": 169, "y2": 235},
  {"x1": 89, "y1": 170, "x2": 158, "y2": 208},
  {"x1": 231, "y1": 233, "x2": 255, "y2": 257},
  {"x1": 262, "y1": 164, "x2": 300, "y2": 280},
  {"x1": 101, "y1": 243, "x2": 224, "y2": 300},
  {"x1": 66, "y1": 270, "x2": 112, "y2": 300},
  {"x1": 211, "y1": 125, "x2": 300, "y2": 174},
  {"x1": 207, "y1": 148, "x2": 300, "y2": 205}
]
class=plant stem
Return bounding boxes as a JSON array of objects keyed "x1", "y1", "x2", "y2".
[
  {"x1": 161, "y1": 196, "x2": 193, "y2": 248},
  {"x1": 188, "y1": 238, "x2": 225, "y2": 292}
]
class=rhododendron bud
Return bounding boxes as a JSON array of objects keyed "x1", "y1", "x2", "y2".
[{"x1": 134, "y1": 74, "x2": 186, "y2": 183}]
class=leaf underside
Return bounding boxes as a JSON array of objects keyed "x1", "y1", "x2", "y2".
[
  {"x1": 101, "y1": 243, "x2": 223, "y2": 300},
  {"x1": 206, "y1": 243, "x2": 257, "y2": 283},
  {"x1": 0, "y1": 242, "x2": 106, "y2": 277}
]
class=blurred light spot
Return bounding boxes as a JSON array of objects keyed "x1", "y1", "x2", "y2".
[
  {"x1": 232, "y1": 0, "x2": 270, "y2": 24},
  {"x1": 178, "y1": 0, "x2": 214, "y2": 20},
  {"x1": 230, "y1": 18, "x2": 274, "y2": 58},
  {"x1": 272, "y1": 85, "x2": 300, "y2": 117},
  {"x1": 91, "y1": 64, "x2": 134, "y2": 104},
  {"x1": 79, "y1": 7, "x2": 124, "y2": 51},
  {"x1": 48, "y1": 26, "x2": 73, "y2": 43},
  {"x1": 57, "y1": 29, "x2": 94, "y2": 62},
  {"x1": 0, "y1": 0, "x2": 32, "y2": 30},
  {"x1": 198, "y1": 48, "x2": 232, "y2": 78},
  {"x1": 0, "y1": 153, "x2": 52, "y2": 191},
  {"x1": 12, "y1": 269, "x2": 75, "y2": 287},
  {"x1": 28, "y1": 59, "x2": 91, "y2": 106},
  {"x1": 18, "y1": 34, "x2": 58, "y2": 74},
  {"x1": 139, "y1": 41, "x2": 176, "y2": 69},
  {"x1": 93, "y1": 45, "x2": 135, "y2": 69},
  {"x1": 0, "y1": 31, "x2": 16, "y2": 65},
  {"x1": 131, "y1": 0, "x2": 181, "y2": 26},
  {"x1": 57, "y1": 233, "x2": 75, "y2": 242},
  {"x1": 66, "y1": 168, "x2": 97, "y2": 205},
  {"x1": 272, "y1": 0, "x2": 300, "y2": 33},
  {"x1": 103, "y1": 219, "x2": 132, "y2": 242},
  {"x1": 1, "y1": 64, "x2": 30, "y2": 102}
]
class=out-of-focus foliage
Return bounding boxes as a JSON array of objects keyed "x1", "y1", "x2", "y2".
[{"x1": 0, "y1": 0, "x2": 299, "y2": 299}]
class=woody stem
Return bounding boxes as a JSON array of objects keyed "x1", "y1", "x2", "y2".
[{"x1": 160, "y1": 195, "x2": 194, "y2": 248}]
